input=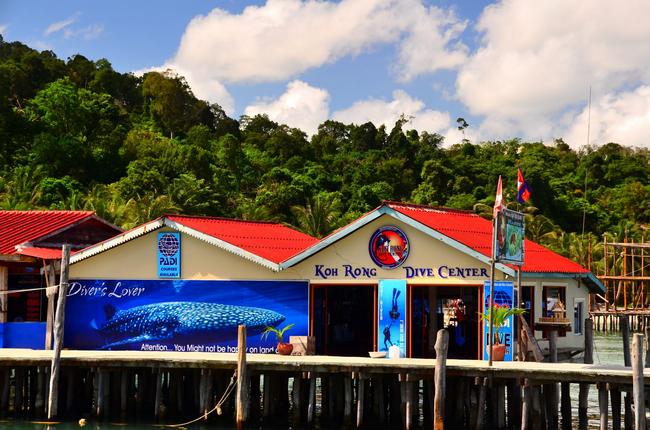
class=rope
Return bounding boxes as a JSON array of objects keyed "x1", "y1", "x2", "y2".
[
  {"x1": 163, "y1": 371, "x2": 237, "y2": 428},
  {"x1": 0, "y1": 285, "x2": 57, "y2": 295}
]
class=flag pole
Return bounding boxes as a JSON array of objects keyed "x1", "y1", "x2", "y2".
[{"x1": 488, "y1": 217, "x2": 496, "y2": 367}]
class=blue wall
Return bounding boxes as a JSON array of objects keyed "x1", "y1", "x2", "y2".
[{"x1": 0, "y1": 322, "x2": 46, "y2": 349}]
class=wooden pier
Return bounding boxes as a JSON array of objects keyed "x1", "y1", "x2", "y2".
[{"x1": 0, "y1": 341, "x2": 648, "y2": 429}]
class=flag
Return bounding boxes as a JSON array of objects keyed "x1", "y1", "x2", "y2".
[
  {"x1": 517, "y1": 167, "x2": 532, "y2": 203},
  {"x1": 493, "y1": 175, "x2": 503, "y2": 219}
]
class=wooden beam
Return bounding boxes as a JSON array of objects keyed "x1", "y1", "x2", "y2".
[{"x1": 434, "y1": 329, "x2": 449, "y2": 430}]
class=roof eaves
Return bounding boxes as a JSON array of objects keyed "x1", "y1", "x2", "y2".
[
  {"x1": 521, "y1": 271, "x2": 605, "y2": 294},
  {"x1": 279, "y1": 206, "x2": 387, "y2": 269},
  {"x1": 70, "y1": 218, "x2": 165, "y2": 264},
  {"x1": 163, "y1": 218, "x2": 281, "y2": 271},
  {"x1": 387, "y1": 207, "x2": 516, "y2": 277}
]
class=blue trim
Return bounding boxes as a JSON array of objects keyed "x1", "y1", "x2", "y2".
[{"x1": 522, "y1": 271, "x2": 605, "y2": 294}]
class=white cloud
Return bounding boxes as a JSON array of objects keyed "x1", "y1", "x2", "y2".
[
  {"x1": 44, "y1": 15, "x2": 77, "y2": 36},
  {"x1": 244, "y1": 80, "x2": 329, "y2": 135},
  {"x1": 562, "y1": 86, "x2": 650, "y2": 148},
  {"x1": 172, "y1": 0, "x2": 466, "y2": 84},
  {"x1": 64, "y1": 24, "x2": 104, "y2": 40},
  {"x1": 456, "y1": 0, "x2": 650, "y2": 143},
  {"x1": 0, "y1": 24, "x2": 8, "y2": 35},
  {"x1": 333, "y1": 90, "x2": 450, "y2": 134}
]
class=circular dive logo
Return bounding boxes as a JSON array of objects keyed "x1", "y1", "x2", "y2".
[
  {"x1": 158, "y1": 233, "x2": 180, "y2": 256},
  {"x1": 369, "y1": 226, "x2": 410, "y2": 269}
]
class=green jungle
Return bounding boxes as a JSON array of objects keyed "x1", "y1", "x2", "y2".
[{"x1": 1, "y1": 36, "x2": 649, "y2": 274}]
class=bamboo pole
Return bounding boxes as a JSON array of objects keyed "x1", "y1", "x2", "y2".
[
  {"x1": 236, "y1": 325, "x2": 248, "y2": 428},
  {"x1": 434, "y1": 329, "x2": 449, "y2": 430},
  {"x1": 47, "y1": 244, "x2": 70, "y2": 420},
  {"x1": 632, "y1": 333, "x2": 645, "y2": 430}
]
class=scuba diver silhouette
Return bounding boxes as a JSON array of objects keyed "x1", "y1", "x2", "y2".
[
  {"x1": 389, "y1": 288, "x2": 401, "y2": 320},
  {"x1": 383, "y1": 323, "x2": 394, "y2": 349}
]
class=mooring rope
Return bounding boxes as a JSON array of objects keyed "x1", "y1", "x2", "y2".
[{"x1": 163, "y1": 370, "x2": 238, "y2": 428}]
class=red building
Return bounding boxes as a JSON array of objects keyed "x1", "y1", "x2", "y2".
[{"x1": 0, "y1": 211, "x2": 121, "y2": 348}]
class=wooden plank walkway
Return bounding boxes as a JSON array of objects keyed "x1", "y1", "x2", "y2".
[{"x1": 0, "y1": 349, "x2": 646, "y2": 386}]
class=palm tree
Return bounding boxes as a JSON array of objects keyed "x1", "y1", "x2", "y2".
[{"x1": 291, "y1": 193, "x2": 342, "y2": 238}]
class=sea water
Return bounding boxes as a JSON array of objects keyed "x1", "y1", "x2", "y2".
[{"x1": 0, "y1": 332, "x2": 634, "y2": 429}]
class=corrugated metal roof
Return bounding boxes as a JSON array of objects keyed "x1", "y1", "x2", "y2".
[
  {"x1": 16, "y1": 246, "x2": 65, "y2": 260},
  {"x1": 167, "y1": 215, "x2": 319, "y2": 264},
  {"x1": 0, "y1": 211, "x2": 94, "y2": 255},
  {"x1": 387, "y1": 202, "x2": 588, "y2": 274}
]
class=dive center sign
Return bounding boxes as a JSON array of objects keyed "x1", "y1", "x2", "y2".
[
  {"x1": 369, "y1": 226, "x2": 410, "y2": 269},
  {"x1": 313, "y1": 264, "x2": 488, "y2": 280}
]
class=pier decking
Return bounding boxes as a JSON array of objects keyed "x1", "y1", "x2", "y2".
[{"x1": 0, "y1": 348, "x2": 648, "y2": 429}]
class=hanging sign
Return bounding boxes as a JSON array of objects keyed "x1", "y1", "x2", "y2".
[
  {"x1": 369, "y1": 226, "x2": 410, "y2": 269},
  {"x1": 483, "y1": 281, "x2": 515, "y2": 361},
  {"x1": 157, "y1": 232, "x2": 181, "y2": 278},
  {"x1": 494, "y1": 208, "x2": 525, "y2": 265},
  {"x1": 377, "y1": 279, "x2": 407, "y2": 357}
]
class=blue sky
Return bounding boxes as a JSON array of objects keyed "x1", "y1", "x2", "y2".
[{"x1": 2, "y1": 0, "x2": 650, "y2": 147}]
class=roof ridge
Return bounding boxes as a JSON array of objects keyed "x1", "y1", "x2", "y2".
[
  {"x1": 166, "y1": 214, "x2": 290, "y2": 226},
  {"x1": 384, "y1": 200, "x2": 478, "y2": 215},
  {"x1": 0, "y1": 210, "x2": 94, "y2": 215}
]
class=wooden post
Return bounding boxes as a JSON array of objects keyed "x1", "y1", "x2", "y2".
[
  {"x1": 560, "y1": 382, "x2": 571, "y2": 430},
  {"x1": 645, "y1": 327, "x2": 650, "y2": 368},
  {"x1": 632, "y1": 334, "x2": 645, "y2": 430},
  {"x1": 621, "y1": 316, "x2": 633, "y2": 430},
  {"x1": 344, "y1": 374, "x2": 353, "y2": 427},
  {"x1": 0, "y1": 266, "x2": 8, "y2": 324},
  {"x1": 434, "y1": 329, "x2": 449, "y2": 430},
  {"x1": 546, "y1": 330, "x2": 559, "y2": 429},
  {"x1": 611, "y1": 386, "x2": 621, "y2": 430},
  {"x1": 47, "y1": 244, "x2": 70, "y2": 420},
  {"x1": 44, "y1": 263, "x2": 56, "y2": 350},
  {"x1": 154, "y1": 370, "x2": 163, "y2": 420},
  {"x1": 599, "y1": 383, "x2": 608, "y2": 430},
  {"x1": 307, "y1": 374, "x2": 316, "y2": 425},
  {"x1": 356, "y1": 374, "x2": 365, "y2": 429},
  {"x1": 476, "y1": 377, "x2": 488, "y2": 430},
  {"x1": 579, "y1": 318, "x2": 593, "y2": 429},
  {"x1": 521, "y1": 379, "x2": 532, "y2": 430},
  {"x1": 236, "y1": 325, "x2": 248, "y2": 428}
]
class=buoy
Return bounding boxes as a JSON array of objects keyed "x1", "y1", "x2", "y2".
[{"x1": 79, "y1": 418, "x2": 87, "y2": 427}]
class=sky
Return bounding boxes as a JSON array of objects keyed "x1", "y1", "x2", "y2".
[{"x1": 2, "y1": 0, "x2": 650, "y2": 148}]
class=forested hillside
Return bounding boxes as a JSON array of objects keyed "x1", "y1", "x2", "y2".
[{"x1": 1, "y1": 37, "x2": 649, "y2": 269}]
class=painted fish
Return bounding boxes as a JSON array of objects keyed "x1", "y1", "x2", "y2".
[{"x1": 95, "y1": 301, "x2": 286, "y2": 350}]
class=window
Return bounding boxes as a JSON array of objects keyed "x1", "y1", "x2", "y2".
[{"x1": 574, "y1": 298, "x2": 585, "y2": 335}]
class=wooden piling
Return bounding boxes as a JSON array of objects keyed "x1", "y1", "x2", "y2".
[
  {"x1": 476, "y1": 377, "x2": 487, "y2": 430},
  {"x1": 236, "y1": 325, "x2": 248, "y2": 428},
  {"x1": 356, "y1": 374, "x2": 365, "y2": 428},
  {"x1": 434, "y1": 329, "x2": 449, "y2": 430},
  {"x1": 521, "y1": 379, "x2": 531, "y2": 430},
  {"x1": 611, "y1": 386, "x2": 621, "y2": 430},
  {"x1": 599, "y1": 383, "x2": 608, "y2": 430},
  {"x1": 632, "y1": 333, "x2": 645, "y2": 430},
  {"x1": 644, "y1": 327, "x2": 650, "y2": 368},
  {"x1": 307, "y1": 374, "x2": 316, "y2": 425},
  {"x1": 579, "y1": 318, "x2": 593, "y2": 430},
  {"x1": 47, "y1": 244, "x2": 70, "y2": 420},
  {"x1": 344, "y1": 374, "x2": 353, "y2": 427},
  {"x1": 560, "y1": 382, "x2": 571, "y2": 430}
]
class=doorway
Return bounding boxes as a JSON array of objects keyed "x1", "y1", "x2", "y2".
[
  {"x1": 411, "y1": 286, "x2": 480, "y2": 359},
  {"x1": 312, "y1": 285, "x2": 375, "y2": 356}
]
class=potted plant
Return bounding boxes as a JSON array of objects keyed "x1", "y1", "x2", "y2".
[
  {"x1": 261, "y1": 323, "x2": 295, "y2": 355},
  {"x1": 479, "y1": 303, "x2": 525, "y2": 361}
]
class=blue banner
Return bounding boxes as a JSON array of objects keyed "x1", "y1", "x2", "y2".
[
  {"x1": 157, "y1": 232, "x2": 181, "y2": 278},
  {"x1": 483, "y1": 281, "x2": 515, "y2": 361},
  {"x1": 64, "y1": 279, "x2": 308, "y2": 353},
  {"x1": 378, "y1": 279, "x2": 406, "y2": 357}
]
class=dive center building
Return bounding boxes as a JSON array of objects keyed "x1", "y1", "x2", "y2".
[{"x1": 66, "y1": 202, "x2": 603, "y2": 359}]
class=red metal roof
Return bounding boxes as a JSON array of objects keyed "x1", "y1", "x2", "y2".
[
  {"x1": 16, "y1": 246, "x2": 65, "y2": 260},
  {"x1": 387, "y1": 202, "x2": 588, "y2": 274},
  {"x1": 167, "y1": 215, "x2": 319, "y2": 264},
  {"x1": 0, "y1": 211, "x2": 94, "y2": 256}
]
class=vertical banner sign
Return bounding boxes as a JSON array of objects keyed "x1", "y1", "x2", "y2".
[
  {"x1": 378, "y1": 279, "x2": 407, "y2": 357},
  {"x1": 483, "y1": 281, "x2": 515, "y2": 361},
  {"x1": 494, "y1": 208, "x2": 525, "y2": 265},
  {"x1": 157, "y1": 232, "x2": 181, "y2": 278}
]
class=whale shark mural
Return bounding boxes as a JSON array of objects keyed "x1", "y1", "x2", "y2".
[{"x1": 64, "y1": 280, "x2": 308, "y2": 352}]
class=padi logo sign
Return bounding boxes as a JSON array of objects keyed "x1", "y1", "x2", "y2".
[
  {"x1": 157, "y1": 232, "x2": 181, "y2": 278},
  {"x1": 368, "y1": 226, "x2": 410, "y2": 269}
]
